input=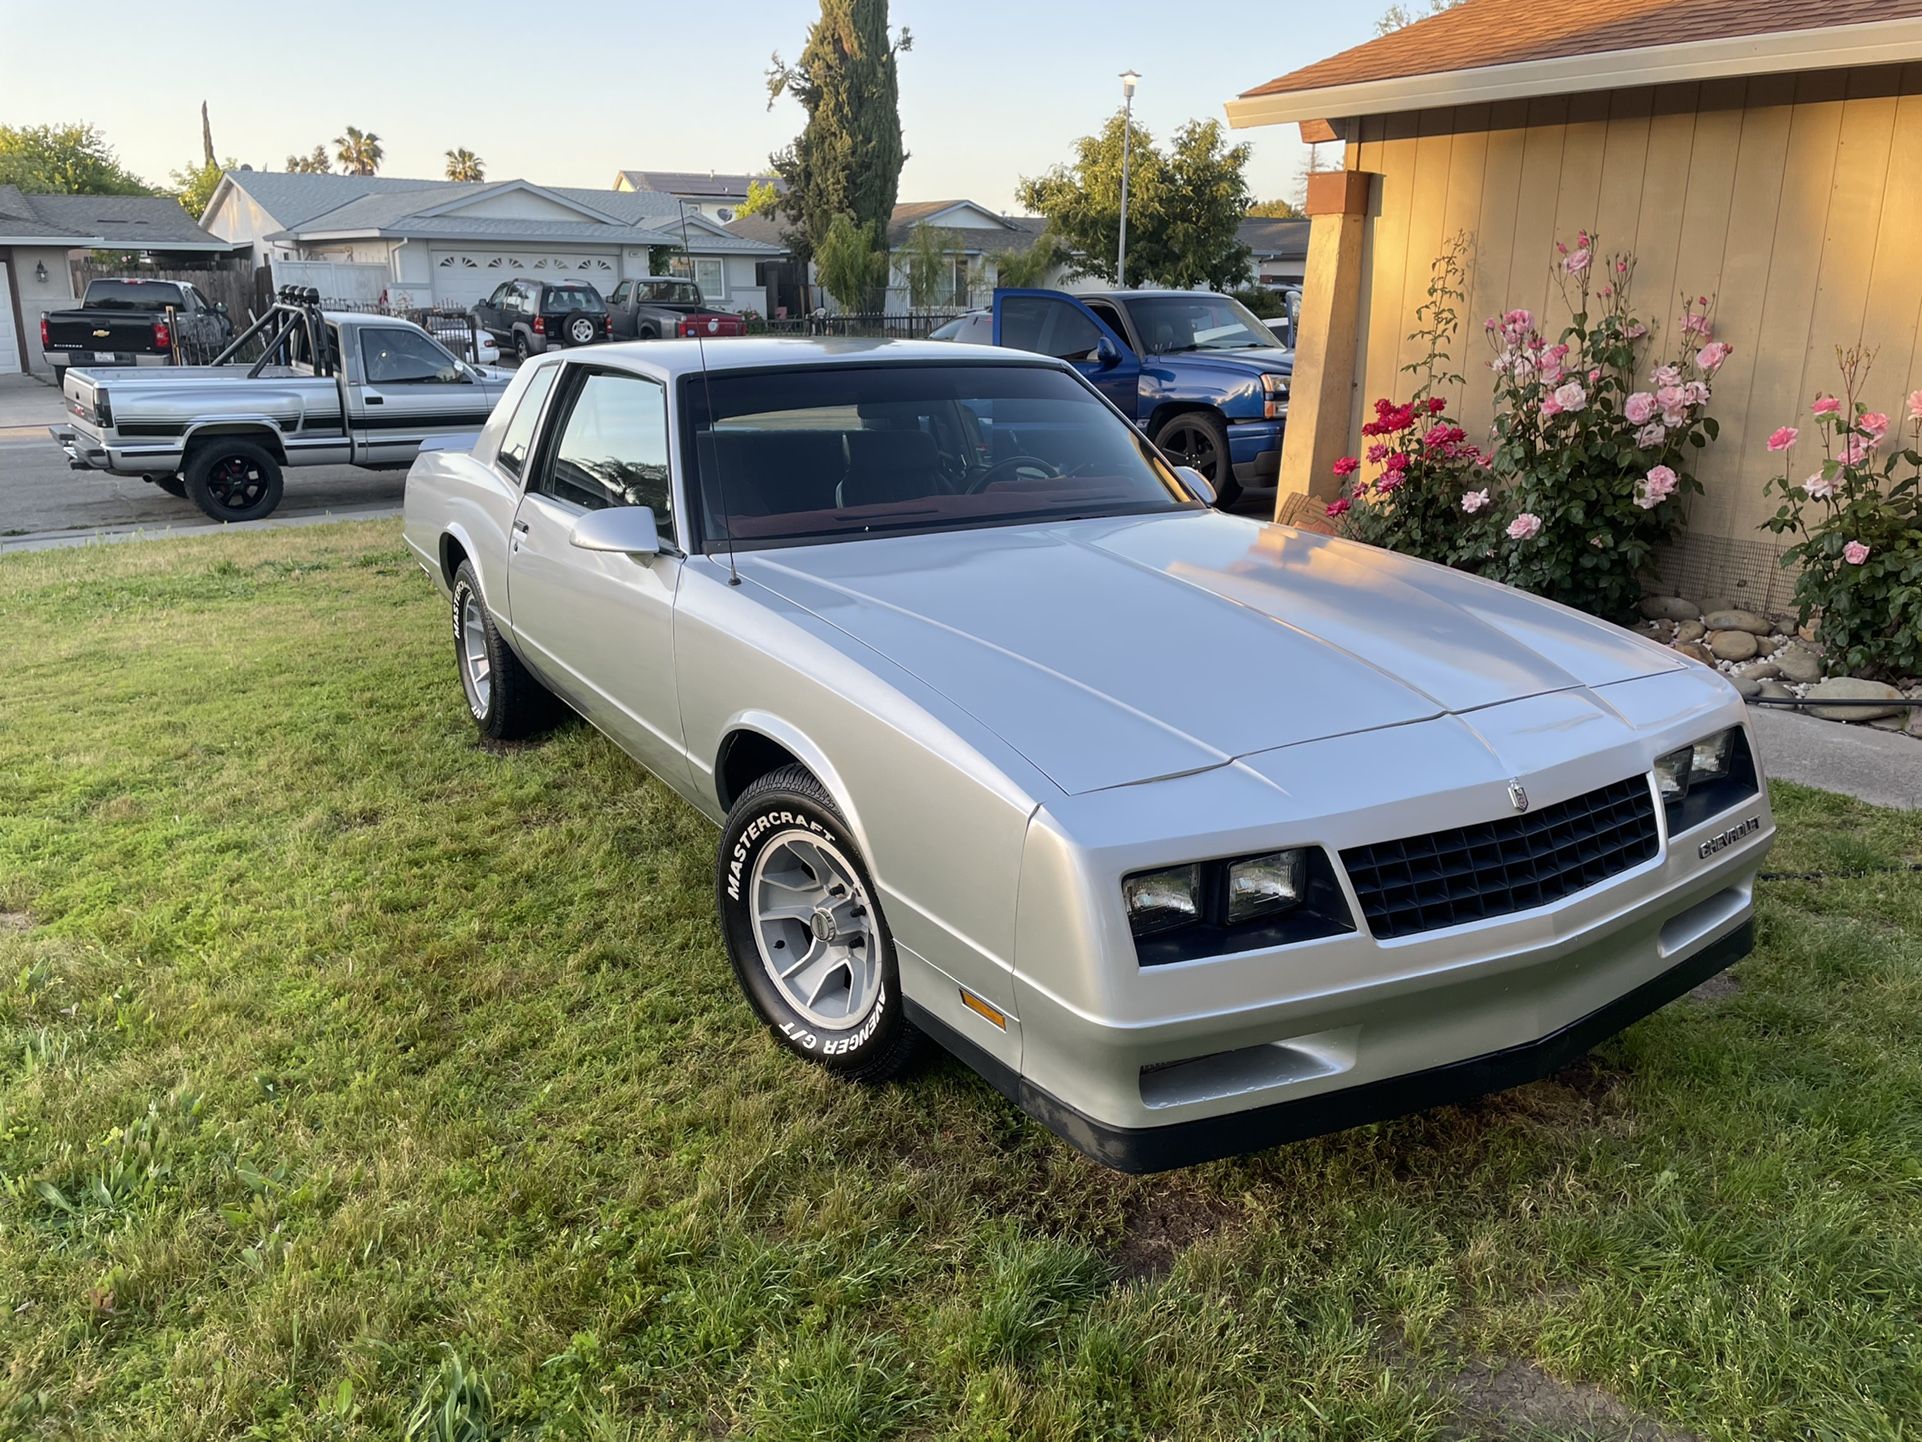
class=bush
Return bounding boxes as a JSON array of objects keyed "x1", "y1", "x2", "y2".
[
  {"x1": 1761, "y1": 347, "x2": 1922, "y2": 679},
  {"x1": 1482, "y1": 234, "x2": 1723, "y2": 623}
]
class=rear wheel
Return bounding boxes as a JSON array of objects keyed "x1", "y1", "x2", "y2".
[
  {"x1": 514, "y1": 331, "x2": 532, "y2": 363},
  {"x1": 566, "y1": 315, "x2": 597, "y2": 346},
  {"x1": 1153, "y1": 411, "x2": 1240, "y2": 509},
  {"x1": 183, "y1": 440, "x2": 283, "y2": 522},
  {"x1": 716, "y1": 764, "x2": 920, "y2": 1081},
  {"x1": 452, "y1": 559, "x2": 555, "y2": 740}
]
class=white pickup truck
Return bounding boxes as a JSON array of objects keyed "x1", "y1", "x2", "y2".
[{"x1": 50, "y1": 293, "x2": 510, "y2": 522}]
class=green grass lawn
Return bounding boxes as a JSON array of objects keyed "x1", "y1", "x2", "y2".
[{"x1": 1, "y1": 522, "x2": 1919, "y2": 1442}]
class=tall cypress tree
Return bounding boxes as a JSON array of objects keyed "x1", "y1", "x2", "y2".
[{"x1": 766, "y1": 0, "x2": 910, "y2": 279}]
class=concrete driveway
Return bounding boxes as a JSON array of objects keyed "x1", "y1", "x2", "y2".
[{"x1": 0, "y1": 373, "x2": 401, "y2": 549}]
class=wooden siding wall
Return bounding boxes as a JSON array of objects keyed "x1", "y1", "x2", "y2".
[{"x1": 1343, "y1": 64, "x2": 1922, "y2": 608}]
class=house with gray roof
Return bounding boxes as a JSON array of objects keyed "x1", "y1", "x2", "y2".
[
  {"x1": 201, "y1": 170, "x2": 786, "y2": 312},
  {"x1": 0, "y1": 186, "x2": 235, "y2": 377},
  {"x1": 1237, "y1": 217, "x2": 1309, "y2": 289},
  {"x1": 613, "y1": 169, "x2": 783, "y2": 223}
]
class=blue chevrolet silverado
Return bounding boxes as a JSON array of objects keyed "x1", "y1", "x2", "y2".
[{"x1": 931, "y1": 288, "x2": 1291, "y2": 507}]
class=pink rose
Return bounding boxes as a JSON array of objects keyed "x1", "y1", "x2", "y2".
[
  {"x1": 1766, "y1": 426, "x2": 1798, "y2": 453},
  {"x1": 1861, "y1": 411, "x2": 1890, "y2": 441},
  {"x1": 1682, "y1": 381, "x2": 1711, "y2": 407},
  {"x1": 1563, "y1": 248, "x2": 1592, "y2": 275},
  {"x1": 1376, "y1": 470, "x2": 1406, "y2": 494},
  {"x1": 1844, "y1": 436, "x2": 1874, "y2": 466},
  {"x1": 1656, "y1": 385, "x2": 1689, "y2": 426},
  {"x1": 1366, "y1": 442, "x2": 1390, "y2": 464},
  {"x1": 1680, "y1": 312, "x2": 1712, "y2": 340},
  {"x1": 1539, "y1": 361, "x2": 1564, "y2": 387},
  {"x1": 1626, "y1": 321, "x2": 1648, "y2": 340},
  {"x1": 1541, "y1": 395, "x2": 1564, "y2": 418},
  {"x1": 1843, "y1": 540, "x2": 1871, "y2": 565},
  {"x1": 1636, "y1": 464, "x2": 1678, "y2": 509},
  {"x1": 1588, "y1": 367, "x2": 1601, "y2": 384},
  {"x1": 1325, "y1": 497, "x2": 1351, "y2": 518},
  {"x1": 1333, "y1": 455, "x2": 1360, "y2": 477},
  {"x1": 1553, "y1": 380, "x2": 1588, "y2": 412},
  {"x1": 1635, "y1": 421, "x2": 1668, "y2": 448},
  {"x1": 1803, "y1": 471, "x2": 1836, "y2": 499},
  {"x1": 1507, "y1": 512, "x2": 1542, "y2": 540},
  {"x1": 1461, "y1": 489, "x2": 1490, "y2": 513},
  {"x1": 1696, "y1": 341, "x2": 1732, "y2": 372},
  {"x1": 1813, "y1": 395, "x2": 1842, "y2": 416},
  {"x1": 1624, "y1": 391, "x2": 1657, "y2": 425},
  {"x1": 1908, "y1": 390, "x2": 1922, "y2": 421},
  {"x1": 1652, "y1": 364, "x2": 1683, "y2": 389},
  {"x1": 1382, "y1": 450, "x2": 1410, "y2": 473}
]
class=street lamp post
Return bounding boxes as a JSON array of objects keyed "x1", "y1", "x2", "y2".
[{"x1": 1117, "y1": 69, "x2": 1139, "y2": 289}]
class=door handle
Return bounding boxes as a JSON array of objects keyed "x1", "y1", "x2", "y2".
[
  {"x1": 512, "y1": 520, "x2": 529, "y2": 534},
  {"x1": 365, "y1": 395, "x2": 384, "y2": 405}
]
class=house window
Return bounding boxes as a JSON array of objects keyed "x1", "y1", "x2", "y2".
[{"x1": 692, "y1": 257, "x2": 723, "y2": 300}]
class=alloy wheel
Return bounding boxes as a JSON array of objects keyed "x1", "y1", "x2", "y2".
[
  {"x1": 749, "y1": 831, "x2": 881, "y2": 1030},
  {"x1": 458, "y1": 592, "x2": 492, "y2": 717}
]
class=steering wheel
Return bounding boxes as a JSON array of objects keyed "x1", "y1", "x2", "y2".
[{"x1": 964, "y1": 454, "x2": 1065, "y2": 494}]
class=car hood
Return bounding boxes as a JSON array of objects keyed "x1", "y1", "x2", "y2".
[
  {"x1": 1152, "y1": 346, "x2": 1293, "y2": 378},
  {"x1": 738, "y1": 510, "x2": 1683, "y2": 795}
]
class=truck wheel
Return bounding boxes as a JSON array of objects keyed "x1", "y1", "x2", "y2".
[
  {"x1": 1153, "y1": 411, "x2": 1241, "y2": 509},
  {"x1": 514, "y1": 332, "x2": 531, "y2": 363},
  {"x1": 145, "y1": 474, "x2": 188, "y2": 498},
  {"x1": 636, "y1": 326, "x2": 657, "y2": 341},
  {"x1": 716, "y1": 764, "x2": 920, "y2": 1082},
  {"x1": 451, "y1": 560, "x2": 555, "y2": 741},
  {"x1": 183, "y1": 440, "x2": 283, "y2": 522}
]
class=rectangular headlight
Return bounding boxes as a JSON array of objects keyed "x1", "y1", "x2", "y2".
[
  {"x1": 1691, "y1": 729, "x2": 1735, "y2": 782},
  {"x1": 1123, "y1": 864, "x2": 1200, "y2": 936},
  {"x1": 1226, "y1": 850, "x2": 1305, "y2": 923},
  {"x1": 1654, "y1": 744, "x2": 1693, "y2": 802}
]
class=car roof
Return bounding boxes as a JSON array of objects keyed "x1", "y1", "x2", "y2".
[{"x1": 544, "y1": 335, "x2": 1058, "y2": 380}]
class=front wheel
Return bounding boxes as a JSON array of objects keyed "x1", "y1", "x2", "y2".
[
  {"x1": 1153, "y1": 411, "x2": 1240, "y2": 509},
  {"x1": 183, "y1": 440, "x2": 283, "y2": 522},
  {"x1": 716, "y1": 764, "x2": 920, "y2": 1081}
]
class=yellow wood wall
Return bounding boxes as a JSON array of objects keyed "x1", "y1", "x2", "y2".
[{"x1": 1342, "y1": 64, "x2": 1922, "y2": 606}]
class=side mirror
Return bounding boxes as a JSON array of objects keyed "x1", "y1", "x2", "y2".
[
  {"x1": 569, "y1": 505, "x2": 662, "y2": 557},
  {"x1": 1093, "y1": 334, "x2": 1121, "y2": 370},
  {"x1": 214, "y1": 301, "x2": 229, "y2": 314},
  {"x1": 1175, "y1": 465, "x2": 1217, "y2": 506}
]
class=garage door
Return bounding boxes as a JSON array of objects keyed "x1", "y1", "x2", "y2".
[
  {"x1": 429, "y1": 248, "x2": 620, "y2": 306},
  {"x1": 0, "y1": 262, "x2": 20, "y2": 376}
]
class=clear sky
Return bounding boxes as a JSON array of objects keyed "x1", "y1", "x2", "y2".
[{"x1": 0, "y1": 0, "x2": 1377, "y2": 212}]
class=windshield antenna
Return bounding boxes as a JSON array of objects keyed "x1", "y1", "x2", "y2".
[{"x1": 678, "y1": 200, "x2": 740, "y2": 586}]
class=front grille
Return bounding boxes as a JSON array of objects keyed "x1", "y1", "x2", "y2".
[{"x1": 1340, "y1": 776, "x2": 1659, "y2": 940}]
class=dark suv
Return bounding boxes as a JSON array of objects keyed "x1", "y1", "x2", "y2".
[{"x1": 472, "y1": 280, "x2": 610, "y2": 360}]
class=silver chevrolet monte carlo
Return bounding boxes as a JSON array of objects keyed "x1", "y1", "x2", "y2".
[{"x1": 401, "y1": 337, "x2": 1774, "y2": 1172}]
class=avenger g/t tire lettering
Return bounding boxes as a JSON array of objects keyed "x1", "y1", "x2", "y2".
[{"x1": 716, "y1": 764, "x2": 919, "y2": 1081}]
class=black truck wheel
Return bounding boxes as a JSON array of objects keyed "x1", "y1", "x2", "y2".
[
  {"x1": 1153, "y1": 411, "x2": 1240, "y2": 509},
  {"x1": 183, "y1": 439, "x2": 283, "y2": 522}
]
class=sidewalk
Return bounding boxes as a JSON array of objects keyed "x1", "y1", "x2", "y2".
[
  {"x1": 1748, "y1": 704, "x2": 1920, "y2": 810},
  {"x1": 0, "y1": 373, "x2": 63, "y2": 439}
]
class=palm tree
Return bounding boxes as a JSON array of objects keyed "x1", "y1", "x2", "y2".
[
  {"x1": 444, "y1": 148, "x2": 485, "y2": 183},
  {"x1": 333, "y1": 126, "x2": 383, "y2": 177}
]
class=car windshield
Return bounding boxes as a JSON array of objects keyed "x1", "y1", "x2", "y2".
[
  {"x1": 1121, "y1": 295, "x2": 1282, "y2": 353},
  {"x1": 82, "y1": 280, "x2": 186, "y2": 311},
  {"x1": 685, "y1": 362, "x2": 1195, "y2": 548},
  {"x1": 544, "y1": 288, "x2": 604, "y2": 312},
  {"x1": 640, "y1": 281, "x2": 704, "y2": 304}
]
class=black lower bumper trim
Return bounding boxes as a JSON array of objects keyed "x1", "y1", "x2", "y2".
[{"x1": 905, "y1": 917, "x2": 1754, "y2": 1174}]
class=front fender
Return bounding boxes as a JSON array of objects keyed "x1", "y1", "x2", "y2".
[{"x1": 713, "y1": 710, "x2": 874, "y2": 861}]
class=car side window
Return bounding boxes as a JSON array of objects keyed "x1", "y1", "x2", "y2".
[
  {"x1": 360, "y1": 326, "x2": 462, "y2": 384},
  {"x1": 999, "y1": 295, "x2": 1101, "y2": 362},
  {"x1": 534, "y1": 369, "x2": 674, "y2": 529},
  {"x1": 609, "y1": 281, "x2": 630, "y2": 305},
  {"x1": 496, "y1": 362, "x2": 562, "y2": 480}
]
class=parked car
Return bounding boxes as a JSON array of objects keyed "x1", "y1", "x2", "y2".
[
  {"x1": 40, "y1": 277, "x2": 236, "y2": 384},
  {"x1": 51, "y1": 292, "x2": 510, "y2": 522},
  {"x1": 606, "y1": 276, "x2": 748, "y2": 340},
  {"x1": 1261, "y1": 285, "x2": 1303, "y2": 350},
  {"x1": 472, "y1": 279, "x2": 610, "y2": 360},
  {"x1": 935, "y1": 288, "x2": 1293, "y2": 508},
  {"x1": 402, "y1": 336, "x2": 1772, "y2": 1172}
]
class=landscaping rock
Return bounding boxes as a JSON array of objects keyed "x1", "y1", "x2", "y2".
[
  {"x1": 1707, "y1": 629, "x2": 1759, "y2": 662},
  {"x1": 1774, "y1": 645, "x2": 1825, "y2": 684},
  {"x1": 1754, "y1": 634, "x2": 1784, "y2": 657},
  {"x1": 1735, "y1": 660, "x2": 1783, "y2": 682},
  {"x1": 1754, "y1": 680, "x2": 1795, "y2": 702},
  {"x1": 1634, "y1": 619, "x2": 1671, "y2": 641},
  {"x1": 1871, "y1": 714, "x2": 1909, "y2": 732},
  {"x1": 1731, "y1": 675, "x2": 1765, "y2": 699},
  {"x1": 1673, "y1": 641, "x2": 1713, "y2": 664},
  {"x1": 1675, "y1": 619, "x2": 1706, "y2": 643},
  {"x1": 1704, "y1": 608, "x2": 1771, "y2": 635},
  {"x1": 1805, "y1": 677, "x2": 1906, "y2": 722},
  {"x1": 1640, "y1": 595, "x2": 1701, "y2": 622}
]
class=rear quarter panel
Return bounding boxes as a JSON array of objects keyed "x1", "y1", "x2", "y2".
[{"x1": 401, "y1": 446, "x2": 519, "y2": 611}]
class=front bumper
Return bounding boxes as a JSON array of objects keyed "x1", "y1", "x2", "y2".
[{"x1": 1227, "y1": 417, "x2": 1284, "y2": 487}]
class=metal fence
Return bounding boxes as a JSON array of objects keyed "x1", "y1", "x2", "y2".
[{"x1": 748, "y1": 311, "x2": 956, "y2": 341}]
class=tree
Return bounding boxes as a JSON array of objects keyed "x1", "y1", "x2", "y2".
[
  {"x1": 333, "y1": 126, "x2": 383, "y2": 177},
  {"x1": 1248, "y1": 197, "x2": 1305, "y2": 219},
  {"x1": 993, "y1": 232, "x2": 1064, "y2": 289},
  {"x1": 444, "y1": 148, "x2": 485, "y2": 182},
  {"x1": 200, "y1": 101, "x2": 216, "y2": 169},
  {"x1": 1018, "y1": 116, "x2": 1252, "y2": 291},
  {"x1": 737, "y1": 178, "x2": 781, "y2": 219},
  {"x1": 814, "y1": 213, "x2": 890, "y2": 310},
  {"x1": 0, "y1": 123, "x2": 152, "y2": 195},
  {"x1": 896, "y1": 223, "x2": 960, "y2": 309},
  {"x1": 764, "y1": 0, "x2": 911, "y2": 267},
  {"x1": 284, "y1": 145, "x2": 331, "y2": 174},
  {"x1": 171, "y1": 158, "x2": 236, "y2": 218},
  {"x1": 1375, "y1": 0, "x2": 1462, "y2": 34}
]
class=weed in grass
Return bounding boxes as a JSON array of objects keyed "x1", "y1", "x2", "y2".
[{"x1": 0, "y1": 522, "x2": 1917, "y2": 1440}]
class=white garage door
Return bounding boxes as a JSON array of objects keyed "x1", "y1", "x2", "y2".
[
  {"x1": 0, "y1": 262, "x2": 20, "y2": 376},
  {"x1": 428, "y1": 248, "x2": 620, "y2": 306}
]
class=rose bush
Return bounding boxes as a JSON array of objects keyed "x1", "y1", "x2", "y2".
[
  {"x1": 1482, "y1": 234, "x2": 1724, "y2": 622},
  {"x1": 1761, "y1": 347, "x2": 1922, "y2": 679}
]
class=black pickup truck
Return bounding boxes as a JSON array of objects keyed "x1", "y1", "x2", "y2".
[{"x1": 41, "y1": 277, "x2": 235, "y2": 382}]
